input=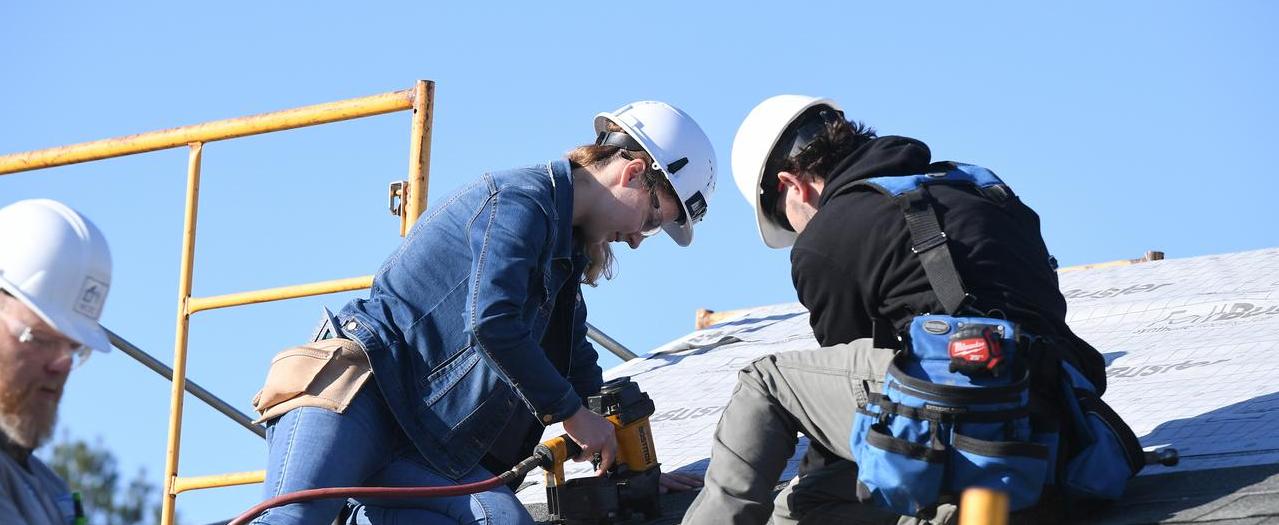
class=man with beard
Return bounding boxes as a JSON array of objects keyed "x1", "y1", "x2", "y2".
[{"x1": 0, "y1": 199, "x2": 113, "y2": 524}]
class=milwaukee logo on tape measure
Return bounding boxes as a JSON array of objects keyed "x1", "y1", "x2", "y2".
[
  {"x1": 947, "y1": 324, "x2": 1005, "y2": 375},
  {"x1": 950, "y1": 339, "x2": 990, "y2": 361}
]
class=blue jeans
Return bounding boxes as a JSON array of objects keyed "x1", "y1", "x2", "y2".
[{"x1": 252, "y1": 385, "x2": 534, "y2": 525}]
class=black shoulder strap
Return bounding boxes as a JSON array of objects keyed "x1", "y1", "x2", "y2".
[{"x1": 897, "y1": 185, "x2": 970, "y2": 315}]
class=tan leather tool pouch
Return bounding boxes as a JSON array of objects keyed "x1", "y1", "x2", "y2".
[{"x1": 251, "y1": 338, "x2": 371, "y2": 424}]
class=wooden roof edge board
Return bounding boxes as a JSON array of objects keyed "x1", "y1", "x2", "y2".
[
  {"x1": 695, "y1": 307, "x2": 754, "y2": 331},
  {"x1": 695, "y1": 250, "x2": 1165, "y2": 330},
  {"x1": 1057, "y1": 250, "x2": 1164, "y2": 273}
]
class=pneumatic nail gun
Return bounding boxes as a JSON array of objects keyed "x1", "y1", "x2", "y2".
[{"x1": 535, "y1": 377, "x2": 661, "y2": 524}]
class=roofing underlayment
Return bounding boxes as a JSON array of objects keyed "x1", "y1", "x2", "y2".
[{"x1": 520, "y1": 247, "x2": 1279, "y2": 524}]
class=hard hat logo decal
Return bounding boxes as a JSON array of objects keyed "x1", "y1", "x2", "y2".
[{"x1": 75, "y1": 277, "x2": 108, "y2": 319}]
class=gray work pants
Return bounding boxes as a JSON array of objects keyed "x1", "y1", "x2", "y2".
[{"x1": 681, "y1": 340, "x2": 957, "y2": 525}]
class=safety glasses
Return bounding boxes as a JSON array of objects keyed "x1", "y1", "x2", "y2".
[
  {"x1": 0, "y1": 309, "x2": 91, "y2": 369},
  {"x1": 640, "y1": 187, "x2": 666, "y2": 237}
]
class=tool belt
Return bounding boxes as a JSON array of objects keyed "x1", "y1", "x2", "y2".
[
  {"x1": 849, "y1": 315, "x2": 1144, "y2": 516},
  {"x1": 251, "y1": 337, "x2": 372, "y2": 424},
  {"x1": 844, "y1": 166, "x2": 1146, "y2": 517}
]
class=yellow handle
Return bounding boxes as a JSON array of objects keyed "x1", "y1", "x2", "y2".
[
  {"x1": 959, "y1": 487, "x2": 1009, "y2": 525},
  {"x1": 538, "y1": 435, "x2": 578, "y2": 486}
]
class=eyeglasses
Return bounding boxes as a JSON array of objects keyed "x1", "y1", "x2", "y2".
[
  {"x1": 0, "y1": 309, "x2": 91, "y2": 369},
  {"x1": 640, "y1": 186, "x2": 666, "y2": 237}
]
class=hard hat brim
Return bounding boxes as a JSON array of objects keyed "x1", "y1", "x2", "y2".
[
  {"x1": 663, "y1": 221, "x2": 692, "y2": 247},
  {"x1": 757, "y1": 204, "x2": 798, "y2": 249},
  {"x1": 0, "y1": 279, "x2": 111, "y2": 354}
]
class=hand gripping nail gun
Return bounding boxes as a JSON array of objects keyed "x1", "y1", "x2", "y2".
[{"x1": 535, "y1": 377, "x2": 662, "y2": 524}]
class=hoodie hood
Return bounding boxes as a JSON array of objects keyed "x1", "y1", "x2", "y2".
[{"x1": 819, "y1": 136, "x2": 934, "y2": 206}]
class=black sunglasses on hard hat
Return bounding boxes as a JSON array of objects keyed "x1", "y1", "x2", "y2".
[
  {"x1": 760, "y1": 175, "x2": 793, "y2": 232},
  {"x1": 758, "y1": 105, "x2": 843, "y2": 232},
  {"x1": 597, "y1": 131, "x2": 644, "y2": 152}
]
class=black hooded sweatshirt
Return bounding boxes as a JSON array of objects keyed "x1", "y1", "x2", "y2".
[{"x1": 790, "y1": 136, "x2": 1107, "y2": 391}]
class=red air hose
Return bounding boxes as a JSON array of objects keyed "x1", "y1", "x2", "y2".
[
  {"x1": 226, "y1": 477, "x2": 506, "y2": 525},
  {"x1": 227, "y1": 451, "x2": 548, "y2": 525}
]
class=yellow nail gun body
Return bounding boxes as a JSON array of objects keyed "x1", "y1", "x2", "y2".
[{"x1": 536, "y1": 377, "x2": 661, "y2": 524}]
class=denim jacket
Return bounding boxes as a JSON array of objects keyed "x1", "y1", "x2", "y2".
[{"x1": 336, "y1": 159, "x2": 603, "y2": 479}]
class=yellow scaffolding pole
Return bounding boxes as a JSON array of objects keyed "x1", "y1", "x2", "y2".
[
  {"x1": 0, "y1": 89, "x2": 417, "y2": 175},
  {"x1": 170, "y1": 471, "x2": 266, "y2": 495},
  {"x1": 403, "y1": 80, "x2": 434, "y2": 236},
  {"x1": 0, "y1": 82, "x2": 436, "y2": 525},
  {"x1": 161, "y1": 142, "x2": 203, "y2": 524},
  {"x1": 187, "y1": 276, "x2": 374, "y2": 314}
]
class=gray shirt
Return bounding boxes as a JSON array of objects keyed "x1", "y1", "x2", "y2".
[{"x1": 0, "y1": 449, "x2": 73, "y2": 525}]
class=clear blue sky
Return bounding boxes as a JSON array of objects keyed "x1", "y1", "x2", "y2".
[{"x1": 2, "y1": 2, "x2": 1276, "y2": 523}]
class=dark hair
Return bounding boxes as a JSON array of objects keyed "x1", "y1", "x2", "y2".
[
  {"x1": 760, "y1": 106, "x2": 877, "y2": 230},
  {"x1": 781, "y1": 113, "x2": 877, "y2": 181}
]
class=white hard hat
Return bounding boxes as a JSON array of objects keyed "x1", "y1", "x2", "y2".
[
  {"x1": 731, "y1": 95, "x2": 842, "y2": 249},
  {"x1": 595, "y1": 101, "x2": 717, "y2": 247},
  {"x1": 0, "y1": 199, "x2": 112, "y2": 354}
]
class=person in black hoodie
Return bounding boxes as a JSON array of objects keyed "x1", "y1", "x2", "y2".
[{"x1": 681, "y1": 96, "x2": 1107, "y2": 524}]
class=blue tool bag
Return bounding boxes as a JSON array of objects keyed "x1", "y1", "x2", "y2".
[
  {"x1": 1056, "y1": 359, "x2": 1146, "y2": 500},
  {"x1": 851, "y1": 315, "x2": 1049, "y2": 515},
  {"x1": 844, "y1": 165, "x2": 1151, "y2": 517}
]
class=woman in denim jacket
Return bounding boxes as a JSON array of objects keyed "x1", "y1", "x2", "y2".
[{"x1": 251, "y1": 101, "x2": 717, "y2": 525}]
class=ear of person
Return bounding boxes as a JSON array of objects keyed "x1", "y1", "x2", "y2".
[{"x1": 624, "y1": 158, "x2": 646, "y2": 187}]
